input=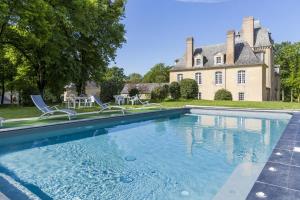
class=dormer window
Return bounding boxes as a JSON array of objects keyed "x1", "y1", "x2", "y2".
[
  {"x1": 214, "y1": 53, "x2": 224, "y2": 65},
  {"x1": 194, "y1": 54, "x2": 203, "y2": 67}
]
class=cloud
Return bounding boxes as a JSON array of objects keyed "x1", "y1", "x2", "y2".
[{"x1": 177, "y1": 0, "x2": 231, "y2": 3}]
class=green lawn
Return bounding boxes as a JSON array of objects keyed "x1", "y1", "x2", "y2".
[
  {"x1": 1, "y1": 100, "x2": 299, "y2": 120},
  {"x1": 0, "y1": 105, "x2": 100, "y2": 119},
  {"x1": 161, "y1": 99, "x2": 300, "y2": 110},
  {"x1": 1, "y1": 99, "x2": 300, "y2": 129}
]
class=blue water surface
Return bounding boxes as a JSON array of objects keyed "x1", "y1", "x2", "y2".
[{"x1": 0, "y1": 113, "x2": 290, "y2": 200}]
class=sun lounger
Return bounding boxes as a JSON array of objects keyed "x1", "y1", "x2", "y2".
[{"x1": 31, "y1": 95, "x2": 77, "y2": 120}]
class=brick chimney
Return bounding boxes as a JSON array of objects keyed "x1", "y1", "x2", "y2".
[
  {"x1": 226, "y1": 30, "x2": 235, "y2": 65},
  {"x1": 242, "y1": 16, "x2": 254, "y2": 47},
  {"x1": 186, "y1": 37, "x2": 194, "y2": 68}
]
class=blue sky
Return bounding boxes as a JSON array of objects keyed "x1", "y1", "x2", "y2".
[{"x1": 113, "y1": 0, "x2": 300, "y2": 75}]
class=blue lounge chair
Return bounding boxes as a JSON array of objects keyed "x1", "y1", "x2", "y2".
[
  {"x1": 31, "y1": 95, "x2": 77, "y2": 120},
  {"x1": 92, "y1": 96, "x2": 125, "y2": 115}
]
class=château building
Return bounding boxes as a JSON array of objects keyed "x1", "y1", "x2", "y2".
[{"x1": 170, "y1": 16, "x2": 280, "y2": 101}]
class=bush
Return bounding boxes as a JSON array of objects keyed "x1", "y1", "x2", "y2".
[
  {"x1": 18, "y1": 85, "x2": 39, "y2": 106},
  {"x1": 180, "y1": 79, "x2": 198, "y2": 99},
  {"x1": 151, "y1": 85, "x2": 169, "y2": 101},
  {"x1": 169, "y1": 82, "x2": 180, "y2": 99},
  {"x1": 129, "y1": 87, "x2": 139, "y2": 97},
  {"x1": 214, "y1": 89, "x2": 232, "y2": 100},
  {"x1": 100, "y1": 80, "x2": 119, "y2": 102}
]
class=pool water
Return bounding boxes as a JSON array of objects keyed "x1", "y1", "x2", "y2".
[{"x1": 0, "y1": 113, "x2": 290, "y2": 200}]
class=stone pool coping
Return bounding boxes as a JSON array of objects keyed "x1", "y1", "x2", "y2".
[
  {"x1": 0, "y1": 108, "x2": 189, "y2": 140},
  {"x1": 246, "y1": 112, "x2": 300, "y2": 199}
]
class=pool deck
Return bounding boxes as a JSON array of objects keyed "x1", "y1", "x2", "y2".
[{"x1": 246, "y1": 112, "x2": 300, "y2": 200}]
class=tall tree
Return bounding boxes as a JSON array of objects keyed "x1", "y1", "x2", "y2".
[
  {"x1": 0, "y1": 0, "x2": 126, "y2": 97},
  {"x1": 274, "y1": 42, "x2": 300, "y2": 102},
  {"x1": 127, "y1": 73, "x2": 143, "y2": 83},
  {"x1": 143, "y1": 63, "x2": 171, "y2": 83}
]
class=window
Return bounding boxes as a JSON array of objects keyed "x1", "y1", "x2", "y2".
[
  {"x1": 194, "y1": 54, "x2": 203, "y2": 67},
  {"x1": 238, "y1": 92, "x2": 245, "y2": 101},
  {"x1": 195, "y1": 73, "x2": 202, "y2": 84},
  {"x1": 198, "y1": 92, "x2": 202, "y2": 100},
  {"x1": 237, "y1": 70, "x2": 245, "y2": 84},
  {"x1": 177, "y1": 74, "x2": 183, "y2": 82},
  {"x1": 214, "y1": 53, "x2": 224, "y2": 65},
  {"x1": 215, "y1": 71, "x2": 222, "y2": 85}
]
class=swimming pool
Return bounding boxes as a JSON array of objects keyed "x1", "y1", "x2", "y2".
[{"x1": 0, "y1": 109, "x2": 291, "y2": 200}]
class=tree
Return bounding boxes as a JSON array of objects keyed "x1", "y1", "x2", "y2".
[
  {"x1": 151, "y1": 85, "x2": 169, "y2": 101},
  {"x1": 180, "y1": 79, "x2": 198, "y2": 99},
  {"x1": 129, "y1": 88, "x2": 139, "y2": 97},
  {"x1": 127, "y1": 73, "x2": 143, "y2": 83},
  {"x1": 143, "y1": 63, "x2": 171, "y2": 83},
  {"x1": 0, "y1": 0, "x2": 126, "y2": 97},
  {"x1": 100, "y1": 66, "x2": 126, "y2": 102},
  {"x1": 274, "y1": 42, "x2": 300, "y2": 102}
]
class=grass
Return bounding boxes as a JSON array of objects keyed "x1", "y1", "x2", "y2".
[
  {"x1": 1, "y1": 99, "x2": 300, "y2": 129},
  {"x1": 1, "y1": 100, "x2": 300, "y2": 119},
  {"x1": 2, "y1": 108, "x2": 159, "y2": 128},
  {"x1": 0, "y1": 105, "x2": 100, "y2": 119},
  {"x1": 161, "y1": 99, "x2": 300, "y2": 110}
]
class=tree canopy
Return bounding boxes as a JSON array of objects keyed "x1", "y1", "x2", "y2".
[
  {"x1": 0, "y1": 0, "x2": 126, "y2": 102},
  {"x1": 127, "y1": 73, "x2": 143, "y2": 83},
  {"x1": 143, "y1": 63, "x2": 171, "y2": 83},
  {"x1": 274, "y1": 42, "x2": 300, "y2": 101}
]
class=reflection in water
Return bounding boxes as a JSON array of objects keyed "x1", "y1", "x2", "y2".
[{"x1": 178, "y1": 114, "x2": 287, "y2": 164}]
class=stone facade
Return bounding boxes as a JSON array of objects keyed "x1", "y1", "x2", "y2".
[{"x1": 170, "y1": 16, "x2": 280, "y2": 101}]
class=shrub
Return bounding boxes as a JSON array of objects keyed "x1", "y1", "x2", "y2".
[
  {"x1": 151, "y1": 85, "x2": 169, "y2": 101},
  {"x1": 129, "y1": 87, "x2": 139, "y2": 97},
  {"x1": 18, "y1": 85, "x2": 39, "y2": 105},
  {"x1": 180, "y1": 79, "x2": 198, "y2": 99},
  {"x1": 169, "y1": 82, "x2": 180, "y2": 99},
  {"x1": 214, "y1": 89, "x2": 232, "y2": 101},
  {"x1": 100, "y1": 80, "x2": 117, "y2": 102}
]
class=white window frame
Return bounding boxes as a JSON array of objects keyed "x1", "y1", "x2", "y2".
[
  {"x1": 195, "y1": 72, "x2": 202, "y2": 85},
  {"x1": 194, "y1": 54, "x2": 204, "y2": 67},
  {"x1": 177, "y1": 74, "x2": 183, "y2": 82},
  {"x1": 237, "y1": 70, "x2": 246, "y2": 84},
  {"x1": 214, "y1": 53, "x2": 224, "y2": 65},
  {"x1": 215, "y1": 71, "x2": 223, "y2": 85},
  {"x1": 238, "y1": 92, "x2": 245, "y2": 101}
]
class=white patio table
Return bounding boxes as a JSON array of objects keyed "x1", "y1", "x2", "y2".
[{"x1": 66, "y1": 96, "x2": 92, "y2": 109}]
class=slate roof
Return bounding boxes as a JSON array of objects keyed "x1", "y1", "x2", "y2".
[
  {"x1": 121, "y1": 83, "x2": 168, "y2": 94},
  {"x1": 172, "y1": 20, "x2": 272, "y2": 71}
]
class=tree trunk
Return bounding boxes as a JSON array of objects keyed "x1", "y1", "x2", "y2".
[
  {"x1": 291, "y1": 89, "x2": 293, "y2": 102},
  {"x1": 282, "y1": 89, "x2": 285, "y2": 101},
  {"x1": 36, "y1": 64, "x2": 46, "y2": 97},
  {"x1": 37, "y1": 81, "x2": 45, "y2": 97},
  {"x1": 1, "y1": 79, "x2": 5, "y2": 105},
  {"x1": 10, "y1": 89, "x2": 13, "y2": 104},
  {"x1": 75, "y1": 81, "x2": 86, "y2": 96}
]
